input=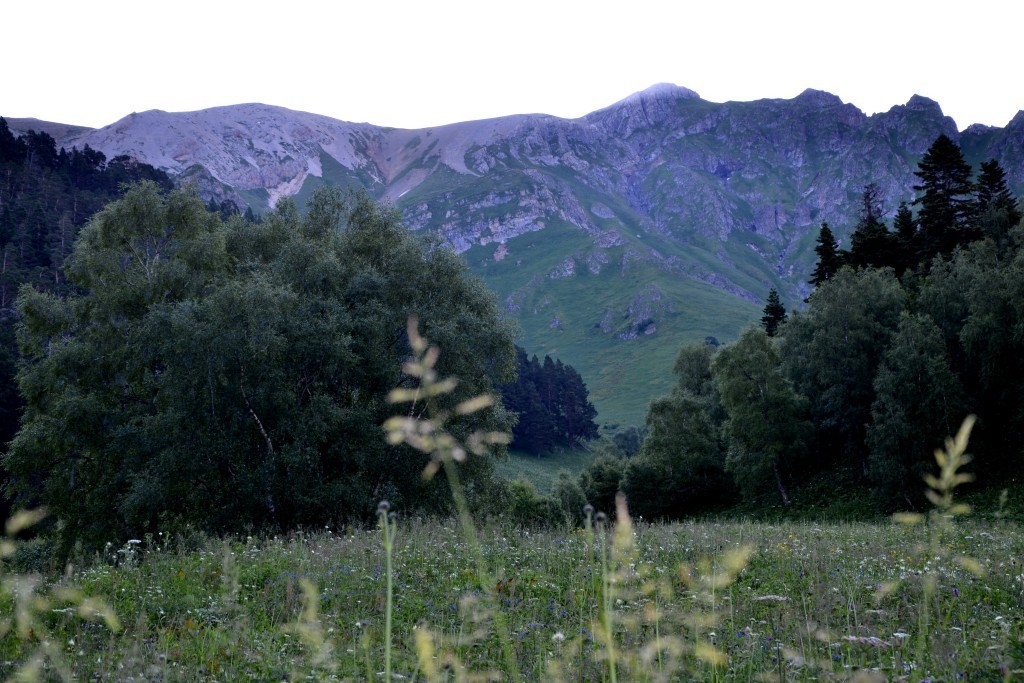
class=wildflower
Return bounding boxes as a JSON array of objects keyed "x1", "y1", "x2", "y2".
[{"x1": 552, "y1": 632, "x2": 566, "y2": 644}]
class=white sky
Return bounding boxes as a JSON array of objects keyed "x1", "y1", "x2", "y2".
[{"x1": 4, "y1": 0, "x2": 1022, "y2": 131}]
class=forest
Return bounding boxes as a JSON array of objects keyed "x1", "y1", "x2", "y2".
[
  {"x1": 0, "y1": 118, "x2": 173, "y2": 459},
  {"x1": 575, "y1": 133, "x2": 1024, "y2": 520}
]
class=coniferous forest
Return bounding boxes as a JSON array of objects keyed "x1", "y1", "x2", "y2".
[{"x1": 500, "y1": 347, "x2": 598, "y2": 455}]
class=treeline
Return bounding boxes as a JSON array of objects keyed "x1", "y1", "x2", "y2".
[
  {"x1": 810, "y1": 135, "x2": 1020, "y2": 283},
  {"x1": 500, "y1": 347, "x2": 598, "y2": 454},
  {"x1": 582, "y1": 133, "x2": 1024, "y2": 519},
  {"x1": 0, "y1": 118, "x2": 172, "y2": 459},
  {"x1": 0, "y1": 118, "x2": 173, "y2": 300}
]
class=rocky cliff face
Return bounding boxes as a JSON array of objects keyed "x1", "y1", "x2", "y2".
[
  {"x1": 42, "y1": 87, "x2": 1024, "y2": 423},
  {"x1": 58, "y1": 87, "x2": 1021, "y2": 292}
]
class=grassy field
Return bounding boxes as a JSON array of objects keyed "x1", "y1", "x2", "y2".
[
  {"x1": 464, "y1": 220, "x2": 762, "y2": 427},
  {"x1": 4, "y1": 509, "x2": 1022, "y2": 681},
  {"x1": 495, "y1": 448, "x2": 597, "y2": 494}
]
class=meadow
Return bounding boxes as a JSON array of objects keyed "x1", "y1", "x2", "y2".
[
  {"x1": 4, "y1": 321, "x2": 1023, "y2": 682},
  {"x1": 2, "y1": 503, "x2": 1022, "y2": 681}
]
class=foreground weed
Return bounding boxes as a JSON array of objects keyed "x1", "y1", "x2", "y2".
[
  {"x1": 883, "y1": 415, "x2": 1020, "y2": 678},
  {"x1": 378, "y1": 500, "x2": 396, "y2": 681},
  {"x1": 384, "y1": 316, "x2": 519, "y2": 680},
  {"x1": 0, "y1": 510, "x2": 120, "y2": 681}
]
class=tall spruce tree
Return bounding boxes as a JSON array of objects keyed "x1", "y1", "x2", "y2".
[
  {"x1": 976, "y1": 159, "x2": 1022, "y2": 250},
  {"x1": 848, "y1": 184, "x2": 895, "y2": 270},
  {"x1": 891, "y1": 202, "x2": 917, "y2": 276},
  {"x1": 913, "y1": 134, "x2": 978, "y2": 262},
  {"x1": 809, "y1": 223, "x2": 843, "y2": 287},
  {"x1": 976, "y1": 159, "x2": 1018, "y2": 217},
  {"x1": 760, "y1": 288, "x2": 787, "y2": 336}
]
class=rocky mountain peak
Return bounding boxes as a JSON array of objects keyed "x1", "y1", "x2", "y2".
[
  {"x1": 623, "y1": 82, "x2": 701, "y2": 104},
  {"x1": 793, "y1": 88, "x2": 846, "y2": 108},
  {"x1": 904, "y1": 94, "x2": 944, "y2": 113},
  {"x1": 584, "y1": 83, "x2": 702, "y2": 137}
]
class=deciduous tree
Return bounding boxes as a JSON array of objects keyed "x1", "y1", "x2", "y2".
[{"x1": 6, "y1": 183, "x2": 516, "y2": 552}]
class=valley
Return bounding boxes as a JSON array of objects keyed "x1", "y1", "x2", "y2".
[{"x1": 9, "y1": 85, "x2": 1024, "y2": 424}]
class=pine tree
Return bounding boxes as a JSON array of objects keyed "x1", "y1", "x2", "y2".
[
  {"x1": 760, "y1": 288, "x2": 787, "y2": 337},
  {"x1": 913, "y1": 134, "x2": 978, "y2": 262},
  {"x1": 976, "y1": 159, "x2": 1022, "y2": 250},
  {"x1": 809, "y1": 223, "x2": 843, "y2": 287},
  {"x1": 847, "y1": 184, "x2": 894, "y2": 270},
  {"x1": 892, "y1": 202, "x2": 917, "y2": 275},
  {"x1": 976, "y1": 159, "x2": 1018, "y2": 217}
]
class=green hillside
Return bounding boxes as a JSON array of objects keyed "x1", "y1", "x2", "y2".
[{"x1": 464, "y1": 220, "x2": 761, "y2": 425}]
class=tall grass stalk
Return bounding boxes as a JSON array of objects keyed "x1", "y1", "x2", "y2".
[
  {"x1": 384, "y1": 316, "x2": 521, "y2": 680},
  {"x1": 377, "y1": 500, "x2": 395, "y2": 681}
]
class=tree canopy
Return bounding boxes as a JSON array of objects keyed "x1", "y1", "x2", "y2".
[
  {"x1": 5, "y1": 183, "x2": 517, "y2": 552},
  {"x1": 760, "y1": 288, "x2": 787, "y2": 337}
]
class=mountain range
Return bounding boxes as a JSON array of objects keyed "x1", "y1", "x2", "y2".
[{"x1": 8, "y1": 85, "x2": 1024, "y2": 425}]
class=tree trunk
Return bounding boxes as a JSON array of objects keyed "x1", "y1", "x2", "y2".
[{"x1": 773, "y1": 461, "x2": 791, "y2": 505}]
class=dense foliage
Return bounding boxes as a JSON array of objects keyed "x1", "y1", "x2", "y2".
[
  {"x1": 500, "y1": 347, "x2": 598, "y2": 454},
  {"x1": 0, "y1": 119, "x2": 172, "y2": 518},
  {"x1": 4, "y1": 183, "x2": 517, "y2": 552},
  {"x1": 618, "y1": 134, "x2": 1024, "y2": 517}
]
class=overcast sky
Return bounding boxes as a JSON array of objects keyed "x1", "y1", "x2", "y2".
[{"x1": 4, "y1": 0, "x2": 1022, "y2": 131}]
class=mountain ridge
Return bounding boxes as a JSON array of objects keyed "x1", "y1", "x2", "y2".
[{"x1": 6, "y1": 86, "x2": 1023, "y2": 425}]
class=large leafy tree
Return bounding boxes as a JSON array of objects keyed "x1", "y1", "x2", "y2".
[
  {"x1": 6, "y1": 183, "x2": 516, "y2": 551},
  {"x1": 781, "y1": 267, "x2": 906, "y2": 471},
  {"x1": 623, "y1": 343, "x2": 734, "y2": 519},
  {"x1": 713, "y1": 328, "x2": 810, "y2": 505},
  {"x1": 919, "y1": 232, "x2": 1024, "y2": 479},
  {"x1": 0, "y1": 118, "x2": 171, "y2": 469},
  {"x1": 866, "y1": 312, "x2": 965, "y2": 504}
]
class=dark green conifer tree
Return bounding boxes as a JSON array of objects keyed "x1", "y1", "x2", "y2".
[
  {"x1": 976, "y1": 159, "x2": 1018, "y2": 217},
  {"x1": 760, "y1": 288, "x2": 787, "y2": 337},
  {"x1": 809, "y1": 222, "x2": 843, "y2": 287},
  {"x1": 913, "y1": 134, "x2": 978, "y2": 262},
  {"x1": 891, "y1": 202, "x2": 917, "y2": 276},
  {"x1": 848, "y1": 184, "x2": 895, "y2": 270},
  {"x1": 976, "y1": 159, "x2": 1022, "y2": 251}
]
